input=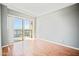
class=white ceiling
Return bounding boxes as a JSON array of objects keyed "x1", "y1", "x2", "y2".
[{"x1": 3, "y1": 3, "x2": 74, "y2": 17}]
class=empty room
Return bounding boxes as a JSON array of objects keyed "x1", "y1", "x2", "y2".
[{"x1": 0, "y1": 3, "x2": 79, "y2": 56}]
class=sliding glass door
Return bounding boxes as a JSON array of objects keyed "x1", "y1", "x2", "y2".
[{"x1": 7, "y1": 14, "x2": 33, "y2": 43}]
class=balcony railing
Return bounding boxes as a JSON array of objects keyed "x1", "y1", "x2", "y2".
[{"x1": 14, "y1": 29, "x2": 32, "y2": 38}]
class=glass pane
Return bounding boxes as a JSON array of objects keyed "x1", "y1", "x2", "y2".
[
  {"x1": 13, "y1": 17, "x2": 22, "y2": 41},
  {"x1": 14, "y1": 17, "x2": 22, "y2": 30},
  {"x1": 23, "y1": 19, "x2": 32, "y2": 38},
  {"x1": 24, "y1": 19, "x2": 31, "y2": 29}
]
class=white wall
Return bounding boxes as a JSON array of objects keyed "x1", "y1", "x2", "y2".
[
  {"x1": 36, "y1": 4, "x2": 79, "y2": 48},
  {"x1": 1, "y1": 5, "x2": 8, "y2": 46}
]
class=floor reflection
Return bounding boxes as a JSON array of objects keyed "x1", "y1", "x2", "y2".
[{"x1": 2, "y1": 39, "x2": 79, "y2": 56}]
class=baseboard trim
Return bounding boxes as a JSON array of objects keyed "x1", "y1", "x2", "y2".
[{"x1": 37, "y1": 38, "x2": 79, "y2": 50}]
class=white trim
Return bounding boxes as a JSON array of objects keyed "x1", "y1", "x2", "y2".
[
  {"x1": 37, "y1": 38, "x2": 79, "y2": 50},
  {"x1": 2, "y1": 44, "x2": 11, "y2": 48}
]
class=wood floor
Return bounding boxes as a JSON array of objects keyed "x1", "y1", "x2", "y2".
[{"x1": 2, "y1": 39, "x2": 79, "y2": 56}]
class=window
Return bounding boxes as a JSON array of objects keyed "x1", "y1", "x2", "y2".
[
  {"x1": 23, "y1": 19, "x2": 32, "y2": 38},
  {"x1": 13, "y1": 17, "x2": 22, "y2": 38},
  {"x1": 7, "y1": 14, "x2": 34, "y2": 42}
]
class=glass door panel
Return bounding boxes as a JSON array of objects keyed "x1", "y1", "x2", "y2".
[
  {"x1": 23, "y1": 19, "x2": 32, "y2": 40},
  {"x1": 13, "y1": 17, "x2": 23, "y2": 42}
]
